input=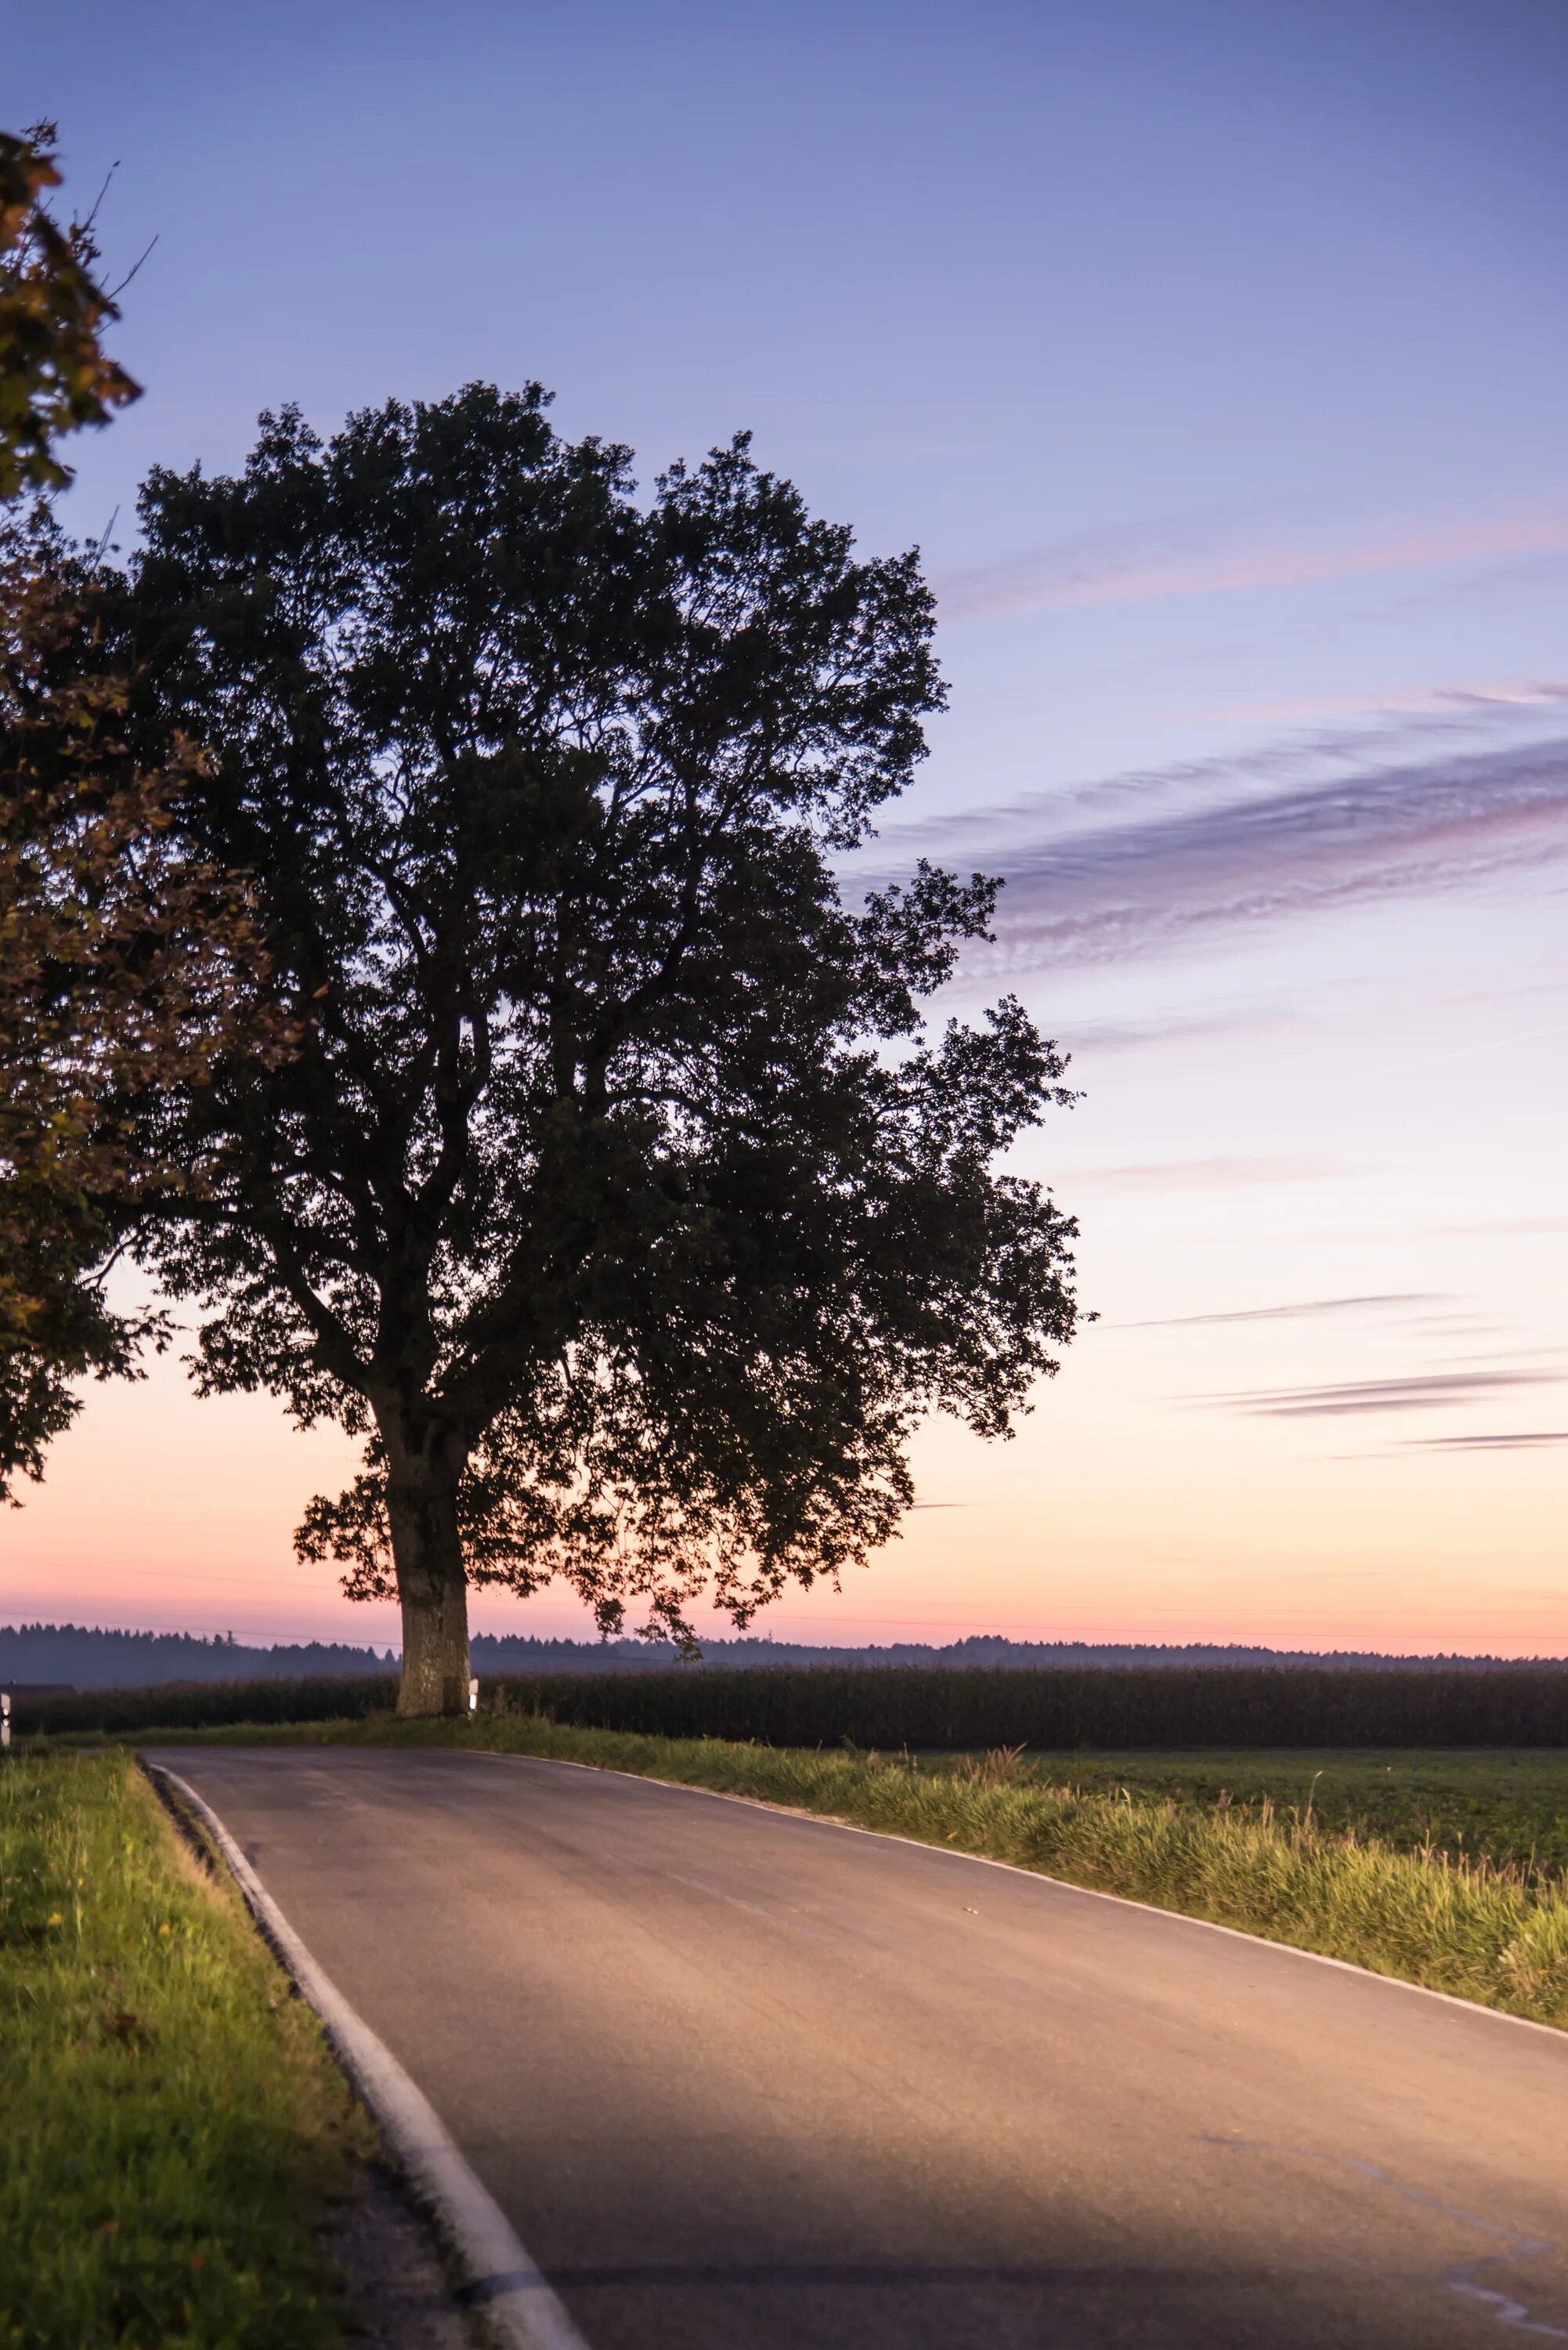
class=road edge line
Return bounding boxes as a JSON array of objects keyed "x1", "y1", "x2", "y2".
[
  {"x1": 143, "y1": 1760, "x2": 593, "y2": 2350},
  {"x1": 459, "y1": 1745, "x2": 1568, "y2": 2043}
]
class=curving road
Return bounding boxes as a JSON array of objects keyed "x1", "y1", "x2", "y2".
[{"x1": 146, "y1": 1744, "x2": 1568, "y2": 2350}]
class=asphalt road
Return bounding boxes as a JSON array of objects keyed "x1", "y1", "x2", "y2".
[{"x1": 146, "y1": 1745, "x2": 1568, "y2": 2350}]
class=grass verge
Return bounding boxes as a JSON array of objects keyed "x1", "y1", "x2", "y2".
[
  {"x1": 959, "y1": 1745, "x2": 1568, "y2": 1878},
  {"x1": 138, "y1": 1710, "x2": 1568, "y2": 2029},
  {"x1": 0, "y1": 1748, "x2": 376, "y2": 2349}
]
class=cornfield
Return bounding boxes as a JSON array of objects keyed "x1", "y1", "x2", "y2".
[{"x1": 23, "y1": 1663, "x2": 1568, "y2": 1746}]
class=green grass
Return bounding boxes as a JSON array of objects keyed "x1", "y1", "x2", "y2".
[
  {"x1": 955, "y1": 1746, "x2": 1568, "y2": 1878},
  {"x1": 135, "y1": 1710, "x2": 1568, "y2": 2030},
  {"x1": 0, "y1": 1749, "x2": 375, "y2": 2350},
  {"x1": 27, "y1": 1722, "x2": 1557, "y2": 2348}
]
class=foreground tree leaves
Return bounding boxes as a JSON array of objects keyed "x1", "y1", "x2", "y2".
[
  {"x1": 0, "y1": 122, "x2": 139, "y2": 501},
  {"x1": 0, "y1": 512, "x2": 290, "y2": 1495},
  {"x1": 117, "y1": 383, "x2": 1083, "y2": 1711},
  {"x1": 0, "y1": 128, "x2": 290, "y2": 1498}
]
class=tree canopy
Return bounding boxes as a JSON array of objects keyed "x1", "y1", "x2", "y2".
[{"x1": 117, "y1": 383, "x2": 1082, "y2": 1709}]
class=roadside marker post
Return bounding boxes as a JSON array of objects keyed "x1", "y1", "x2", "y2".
[
  {"x1": 469, "y1": 1677, "x2": 479, "y2": 1713},
  {"x1": 1, "y1": 1691, "x2": 9, "y2": 1752}
]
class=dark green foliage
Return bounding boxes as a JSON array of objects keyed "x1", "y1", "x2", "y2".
[
  {"x1": 111, "y1": 382, "x2": 1081, "y2": 1701},
  {"x1": 493, "y1": 1664, "x2": 1568, "y2": 1748},
  {"x1": 0, "y1": 511, "x2": 287, "y2": 1502},
  {"x1": 26, "y1": 1663, "x2": 1568, "y2": 1748},
  {"x1": 14, "y1": 1674, "x2": 397, "y2": 1736}
]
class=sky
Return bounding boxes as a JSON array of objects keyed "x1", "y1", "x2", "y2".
[{"x1": 4, "y1": 0, "x2": 1566, "y2": 1655}]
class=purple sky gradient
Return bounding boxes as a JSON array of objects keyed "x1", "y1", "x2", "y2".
[{"x1": 4, "y1": 0, "x2": 1565, "y2": 1652}]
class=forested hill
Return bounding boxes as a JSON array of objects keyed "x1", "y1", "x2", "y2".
[
  {"x1": 3, "y1": 1623, "x2": 1559, "y2": 1690},
  {"x1": 1, "y1": 1625, "x2": 397, "y2": 1689}
]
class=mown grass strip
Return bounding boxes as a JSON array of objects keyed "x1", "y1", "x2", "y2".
[
  {"x1": 0, "y1": 1749, "x2": 374, "y2": 2350},
  {"x1": 146, "y1": 1710, "x2": 1568, "y2": 2030}
]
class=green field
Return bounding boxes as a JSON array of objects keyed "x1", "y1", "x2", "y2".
[
  {"x1": 0, "y1": 1751, "x2": 375, "y2": 2350},
  {"x1": 927, "y1": 1746, "x2": 1568, "y2": 1880}
]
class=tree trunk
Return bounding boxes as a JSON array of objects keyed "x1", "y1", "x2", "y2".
[{"x1": 381, "y1": 1426, "x2": 471, "y2": 1716}]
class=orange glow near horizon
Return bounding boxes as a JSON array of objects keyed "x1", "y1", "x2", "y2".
[
  {"x1": 6, "y1": 1260, "x2": 1563, "y2": 1659},
  {"x1": 5, "y1": 888, "x2": 1565, "y2": 1662}
]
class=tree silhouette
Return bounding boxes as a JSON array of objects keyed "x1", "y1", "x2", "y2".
[{"x1": 121, "y1": 384, "x2": 1082, "y2": 1711}]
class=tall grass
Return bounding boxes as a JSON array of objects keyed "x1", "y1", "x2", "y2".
[
  {"x1": 1000, "y1": 1745, "x2": 1568, "y2": 1878},
  {"x1": 0, "y1": 1751, "x2": 373, "y2": 2348},
  {"x1": 194, "y1": 1709, "x2": 1568, "y2": 2027}
]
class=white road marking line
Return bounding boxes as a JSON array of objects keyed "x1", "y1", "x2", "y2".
[{"x1": 144, "y1": 1762, "x2": 593, "y2": 2350}]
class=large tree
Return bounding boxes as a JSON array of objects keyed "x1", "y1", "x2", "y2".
[{"x1": 118, "y1": 384, "x2": 1082, "y2": 1712}]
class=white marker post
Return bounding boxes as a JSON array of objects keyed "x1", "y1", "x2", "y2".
[
  {"x1": 2, "y1": 1690, "x2": 10, "y2": 1752},
  {"x1": 468, "y1": 1676, "x2": 479, "y2": 1714}
]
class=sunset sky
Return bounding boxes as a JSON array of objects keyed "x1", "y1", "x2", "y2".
[{"x1": 5, "y1": 0, "x2": 1565, "y2": 1654}]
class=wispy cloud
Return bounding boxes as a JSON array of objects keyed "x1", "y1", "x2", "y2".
[
  {"x1": 1402, "y1": 1430, "x2": 1568, "y2": 1452},
  {"x1": 1058, "y1": 1003, "x2": 1295, "y2": 1057},
  {"x1": 1211, "y1": 1369, "x2": 1566, "y2": 1418},
  {"x1": 1429, "y1": 1345, "x2": 1568, "y2": 1367},
  {"x1": 1012, "y1": 741, "x2": 1567, "y2": 966},
  {"x1": 1185, "y1": 679, "x2": 1568, "y2": 728},
  {"x1": 1075, "y1": 1157, "x2": 1348, "y2": 1191},
  {"x1": 1127, "y1": 1293, "x2": 1445, "y2": 1329},
  {"x1": 873, "y1": 702, "x2": 1568, "y2": 970},
  {"x1": 935, "y1": 508, "x2": 1568, "y2": 624}
]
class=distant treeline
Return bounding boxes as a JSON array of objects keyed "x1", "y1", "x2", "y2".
[
  {"x1": 16, "y1": 1664, "x2": 1568, "y2": 1747},
  {"x1": 0, "y1": 1626, "x2": 397, "y2": 1690},
  {"x1": 6, "y1": 1622, "x2": 1563, "y2": 1692}
]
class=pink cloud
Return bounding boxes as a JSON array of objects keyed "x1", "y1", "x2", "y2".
[
  {"x1": 894, "y1": 725, "x2": 1568, "y2": 970},
  {"x1": 1186, "y1": 680, "x2": 1568, "y2": 726},
  {"x1": 937, "y1": 507, "x2": 1568, "y2": 621},
  {"x1": 1075, "y1": 1157, "x2": 1350, "y2": 1191}
]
